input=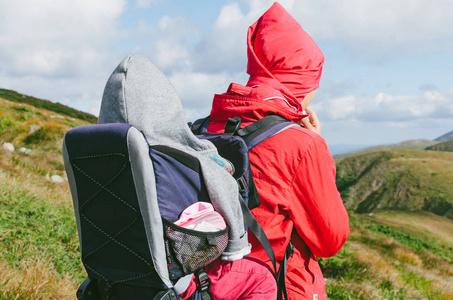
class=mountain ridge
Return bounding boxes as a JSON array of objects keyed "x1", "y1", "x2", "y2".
[
  {"x1": 426, "y1": 139, "x2": 453, "y2": 152},
  {"x1": 0, "y1": 88, "x2": 97, "y2": 123},
  {"x1": 336, "y1": 149, "x2": 453, "y2": 219},
  {"x1": 332, "y1": 139, "x2": 439, "y2": 162},
  {"x1": 435, "y1": 130, "x2": 453, "y2": 142},
  {"x1": 332, "y1": 129, "x2": 453, "y2": 162}
]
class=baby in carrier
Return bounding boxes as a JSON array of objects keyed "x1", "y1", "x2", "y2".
[
  {"x1": 98, "y1": 54, "x2": 277, "y2": 300},
  {"x1": 174, "y1": 202, "x2": 276, "y2": 300}
]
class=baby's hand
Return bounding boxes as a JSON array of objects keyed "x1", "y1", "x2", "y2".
[{"x1": 300, "y1": 107, "x2": 322, "y2": 135}]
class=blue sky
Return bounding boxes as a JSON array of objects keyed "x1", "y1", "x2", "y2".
[{"x1": 1, "y1": 0, "x2": 452, "y2": 153}]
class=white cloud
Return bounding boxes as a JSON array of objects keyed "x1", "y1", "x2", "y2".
[
  {"x1": 0, "y1": 0, "x2": 125, "y2": 77},
  {"x1": 238, "y1": 1, "x2": 453, "y2": 57},
  {"x1": 135, "y1": 0, "x2": 161, "y2": 9},
  {"x1": 1, "y1": 0, "x2": 451, "y2": 150},
  {"x1": 242, "y1": 0, "x2": 295, "y2": 15},
  {"x1": 314, "y1": 90, "x2": 453, "y2": 124},
  {"x1": 127, "y1": 4, "x2": 252, "y2": 82},
  {"x1": 169, "y1": 70, "x2": 241, "y2": 110},
  {"x1": 192, "y1": 3, "x2": 250, "y2": 73},
  {"x1": 90, "y1": 100, "x2": 102, "y2": 117},
  {"x1": 127, "y1": 15, "x2": 199, "y2": 74},
  {"x1": 151, "y1": 16, "x2": 196, "y2": 72},
  {"x1": 292, "y1": 1, "x2": 453, "y2": 56},
  {"x1": 0, "y1": 0, "x2": 125, "y2": 115},
  {"x1": 181, "y1": 0, "x2": 453, "y2": 80}
]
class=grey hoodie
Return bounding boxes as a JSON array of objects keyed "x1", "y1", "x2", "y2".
[{"x1": 98, "y1": 55, "x2": 250, "y2": 260}]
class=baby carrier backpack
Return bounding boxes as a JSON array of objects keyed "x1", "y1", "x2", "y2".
[{"x1": 63, "y1": 55, "x2": 296, "y2": 300}]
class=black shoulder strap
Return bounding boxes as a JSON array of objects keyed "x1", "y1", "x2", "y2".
[
  {"x1": 276, "y1": 241, "x2": 294, "y2": 300},
  {"x1": 189, "y1": 116, "x2": 210, "y2": 135},
  {"x1": 238, "y1": 195, "x2": 277, "y2": 274},
  {"x1": 236, "y1": 115, "x2": 294, "y2": 209},
  {"x1": 236, "y1": 115, "x2": 290, "y2": 144},
  {"x1": 192, "y1": 114, "x2": 292, "y2": 142},
  {"x1": 234, "y1": 116, "x2": 295, "y2": 300},
  {"x1": 239, "y1": 195, "x2": 292, "y2": 300},
  {"x1": 246, "y1": 161, "x2": 261, "y2": 210}
]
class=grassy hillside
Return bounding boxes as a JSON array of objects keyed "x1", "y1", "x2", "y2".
[
  {"x1": 333, "y1": 139, "x2": 439, "y2": 163},
  {"x1": 426, "y1": 140, "x2": 453, "y2": 152},
  {"x1": 1, "y1": 90, "x2": 452, "y2": 299},
  {"x1": 320, "y1": 210, "x2": 453, "y2": 299},
  {"x1": 0, "y1": 88, "x2": 97, "y2": 124},
  {"x1": 336, "y1": 149, "x2": 453, "y2": 219},
  {"x1": 0, "y1": 95, "x2": 90, "y2": 299}
]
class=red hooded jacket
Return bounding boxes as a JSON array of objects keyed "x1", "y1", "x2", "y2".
[{"x1": 207, "y1": 3, "x2": 349, "y2": 299}]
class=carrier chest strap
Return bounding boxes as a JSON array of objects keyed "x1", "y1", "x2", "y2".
[{"x1": 195, "y1": 269, "x2": 212, "y2": 300}]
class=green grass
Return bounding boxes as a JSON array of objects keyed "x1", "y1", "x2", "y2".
[
  {"x1": 11, "y1": 155, "x2": 48, "y2": 176},
  {"x1": 426, "y1": 140, "x2": 453, "y2": 152},
  {"x1": 366, "y1": 224, "x2": 453, "y2": 263},
  {"x1": 336, "y1": 149, "x2": 453, "y2": 219},
  {"x1": 22, "y1": 125, "x2": 65, "y2": 146},
  {"x1": 0, "y1": 88, "x2": 97, "y2": 123},
  {"x1": 319, "y1": 244, "x2": 371, "y2": 281},
  {"x1": 318, "y1": 212, "x2": 453, "y2": 299},
  {"x1": 0, "y1": 116, "x2": 16, "y2": 130},
  {"x1": 0, "y1": 90, "x2": 92, "y2": 298},
  {"x1": 325, "y1": 284, "x2": 365, "y2": 300},
  {"x1": 0, "y1": 184, "x2": 85, "y2": 282},
  {"x1": 399, "y1": 270, "x2": 441, "y2": 299}
]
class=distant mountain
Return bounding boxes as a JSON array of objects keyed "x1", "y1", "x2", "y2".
[
  {"x1": 336, "y1": 149, "x2": 453, "y2": 220},
  {"x1": 426, "y1": 140, "x2": 453, "y2": 152},
  {"x1": 434, "y1": 130, "x2": 453, "y2": 142},
  {"x1": 333, "y1": 139, "x2": 438, "y2": 163}
]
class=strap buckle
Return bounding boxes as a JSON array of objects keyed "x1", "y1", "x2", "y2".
[
  {"x1": 286, "y1": 240, "x2": 295, "y2": 258},
  {"x1": 237, "y1": 173, "x2": 249, "y2": 191},
  {"x1": 195, "y1": 269, "x2": 211, "y2": 293},
  {"x1": 224, "y1": 116, "x2": 241, "y2": 135}
]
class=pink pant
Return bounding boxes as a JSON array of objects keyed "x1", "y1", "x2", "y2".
[{"x1": 180, "y1": 257, "x2": 277, "y2": 300}]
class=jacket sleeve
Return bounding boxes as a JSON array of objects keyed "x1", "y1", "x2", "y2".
[{"x1": 287, "y1": 135, "x2": 349, "y2": 258}]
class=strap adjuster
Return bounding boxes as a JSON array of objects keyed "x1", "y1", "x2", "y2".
[
  {"x1": 237, "y1": 173, "x2": 249, "y2": 191},
  {"x1": 195, "y1": 269, "x2": 210, "y2": 293},
  {"x1": 286, "y1": 240, "x2": 295, "y2": 258},
  {"x1": 224, "y1": 116, "x2": 241, "y2": 135}
]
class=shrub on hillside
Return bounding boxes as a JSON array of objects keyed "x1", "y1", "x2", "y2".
[
  {"x1": 22, "y1": 124, "x2": 65, "y2": 146},
  {"x1": 0, "y1": 115, "x2": 16, "y2": 130}
]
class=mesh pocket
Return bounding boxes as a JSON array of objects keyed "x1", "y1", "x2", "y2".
[{"x1": 163, "y1": 218, "x2": 229, "y2": 275}]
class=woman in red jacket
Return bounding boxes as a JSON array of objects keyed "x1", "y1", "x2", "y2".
[{"x1": 206, "y1": 3, "x2": 350, "y2": 299}]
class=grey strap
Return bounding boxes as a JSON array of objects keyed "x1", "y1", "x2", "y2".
[{"x1": 173, "y1": 273, "x2": 194, "y2": 295}]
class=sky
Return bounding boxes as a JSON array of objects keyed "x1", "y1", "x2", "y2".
[{"x1": 1, "y1": 0, "x2": 453, "y2": 154}]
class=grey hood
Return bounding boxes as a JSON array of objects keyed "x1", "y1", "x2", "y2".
[{"x1": 98, "y1": 55, "x2": 250, "y2": 260}]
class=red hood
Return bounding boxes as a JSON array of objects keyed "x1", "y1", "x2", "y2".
[
  {"x1": 246, "y1": 2, "x2": 324, "y2": 108},
  {"x1": 210, "y1": 3, "x2": 323, "y2": 130}
]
